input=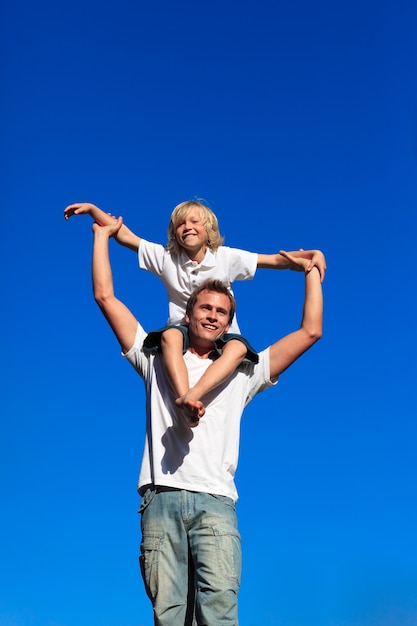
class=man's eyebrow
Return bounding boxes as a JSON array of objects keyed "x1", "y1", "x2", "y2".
[{"x1": 199, "y1": 303, "x2": 228, "y2": 313}]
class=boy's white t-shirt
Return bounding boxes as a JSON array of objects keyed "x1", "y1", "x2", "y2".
[
  {"x1": 138, "y1": 240, "x2": 258, "y2": 333},
  {"x1": 124, "y1": 324, "x2": 276, "y2": 502}
]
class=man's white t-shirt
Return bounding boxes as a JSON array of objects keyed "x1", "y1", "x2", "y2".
[
  {"x1": 138, "y1": 240, "x2": 258, "y2": 333},
  {"x1": 124, "y1": 324, "x2": 276, "y2": 502}
]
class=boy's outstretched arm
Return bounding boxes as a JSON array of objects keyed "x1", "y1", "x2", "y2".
[
  {"x1": 257, "y1": 249, "x2": 327, "y2": 282},
  {"x1": 268, "y1": 252, "x2": 323, "y2": 381},
  {"x1": 64, "y1": 202, "x2": 141, "y2": 252}
]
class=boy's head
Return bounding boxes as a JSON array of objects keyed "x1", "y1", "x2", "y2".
[{"x1": 167, "y1": 200, "x2": 224, "y2": 256}]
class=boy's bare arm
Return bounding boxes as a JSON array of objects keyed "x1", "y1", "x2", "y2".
[
  {"x1": 257, "y1": 248, "x2": 327, "y2": 282},
  {"x1": 64, "y1": 202, "x2": 141, "y2": 252}
]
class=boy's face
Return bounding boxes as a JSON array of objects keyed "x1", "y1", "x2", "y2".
[
  {"x1": 186, "y1": 289, "x2": 231, "y2": 346},
  {"x1": 175, "y1": 206, "x2": 208, "y2": 254}
]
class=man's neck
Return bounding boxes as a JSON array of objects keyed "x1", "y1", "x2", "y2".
[{"x1": 187, "y1": 343, "x2": 216, "y2": 360}]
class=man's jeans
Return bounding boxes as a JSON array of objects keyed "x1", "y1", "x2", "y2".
[{"x1": 139, "y1": 487, "x2": 241, "y2": 626}]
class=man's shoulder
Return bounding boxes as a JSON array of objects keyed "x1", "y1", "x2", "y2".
[
  {"x1": 239, "y1": 347, "x2": 275, "y2": 388},
  {"x1": 123, "y1": 324, "x2": 149, "y2": 368}
]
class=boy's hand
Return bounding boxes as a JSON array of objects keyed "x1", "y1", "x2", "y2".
[
  {"x1": 279, "y1": 250, "x2": 312, "y2": 273},
  {"x1": 64, "y1": 202, "x2": 98, "y2": 220},
  {"x1": 65, "y1": 203, "x2": 139, "y2": 251},
  {"x1": 175, "y1": 395, "x2": 206, "y2": 426}
]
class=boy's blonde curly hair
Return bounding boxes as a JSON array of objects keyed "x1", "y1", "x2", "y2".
[{"x1": 167, "y1": 200, "x2": 224, "y2": 256}]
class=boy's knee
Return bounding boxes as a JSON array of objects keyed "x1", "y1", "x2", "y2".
[
  {"x1": 161, "y1": 327, "x2": 187, "y2": 354},
  {"x1": 161, "y1": 328, "x2": 184, "y2": 343},
  {"x1": 223, "y1": 338, "x2": 248, "y2": 359},
  {"x1": 216, "y1": 334, "x2": 259, "y2": 364}
]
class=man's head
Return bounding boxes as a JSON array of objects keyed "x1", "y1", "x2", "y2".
[{"x1": 185, "y1": 280, "x2": 236, "y2": 347}]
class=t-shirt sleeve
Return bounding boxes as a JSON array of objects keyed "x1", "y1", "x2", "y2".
[
  {"x1": 138, "y1": 239, "x2": 166, "y2": 276},
  {"x1": 243, "y1": 347, "x2": 278, "y2": 405},
  {"x1": 122, "y1": 323, "x2": 150, "y2": 378},
  {"x1": 222, "y1": 246, "x2": 258, "y2": 282}
]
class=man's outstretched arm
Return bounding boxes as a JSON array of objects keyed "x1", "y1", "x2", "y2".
[
  {"x1": 268, "y1": 254, "x2": 323, "y2": 381},
  {"x1": 92, "y1": 218, "x2": 139, "y2": 354}
]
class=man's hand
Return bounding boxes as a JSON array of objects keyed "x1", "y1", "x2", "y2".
[
  {"x1": 92, "y1": 216, "x2": 123, "y2": 239},
  {"x1": 279, "y1": 249, "x2": 327, "y2": 282},
  {"x1": 305, "y1": 249, "x2": 326, "y2": 282}
]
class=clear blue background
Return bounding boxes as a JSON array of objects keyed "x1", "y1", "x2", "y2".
[{"x1": 1, "y1": 1, "x2": 416, "y2": 625}]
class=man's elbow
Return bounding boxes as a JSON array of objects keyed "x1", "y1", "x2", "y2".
[
  {"x1": 309, "y1": 326, "x2": 323, "y2": 343},
  {"x1": 94, "y1": 289, "x2": 112, "y2": 310},
  {"x1": 304, "y1": 324, "x2": 323, "y2": 345}
]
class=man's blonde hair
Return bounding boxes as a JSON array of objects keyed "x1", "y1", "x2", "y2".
[{"x1": 167, "y1": 200, "x2": 224, "y2": 256}]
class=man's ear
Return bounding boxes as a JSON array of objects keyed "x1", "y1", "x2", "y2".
[{"x1": 185, "y1": 312, "x2": 190, "y2": 323}]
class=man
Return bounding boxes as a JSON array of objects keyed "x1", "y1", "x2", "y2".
[{"x1": 92, "y1": 217, "x2": 323, "y2": 626}]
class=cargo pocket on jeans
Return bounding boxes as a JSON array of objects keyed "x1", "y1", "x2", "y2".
[
  {"x1": 139, "y1": 531, "x2": 164, "y2": 602},
  {"x1": 212, "y1": 525, "x2": 242, "y2": 588}
]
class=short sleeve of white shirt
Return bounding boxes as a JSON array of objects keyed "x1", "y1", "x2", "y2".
[
  {"x1": 122, "y1": 323, "x2": 149, "y2": 377},
  {"x1": 138, "y1": 240, "x2": 167, "y2": 276}
]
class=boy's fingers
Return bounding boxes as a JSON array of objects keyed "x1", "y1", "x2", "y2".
[
  {"x1": 280, "y1": 250, "x2": 297, "y2": 263},
  {"x1": 63, "y1": 203, "x2": 82, "y2": 219}
]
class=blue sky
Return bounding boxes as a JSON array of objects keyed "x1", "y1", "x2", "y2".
[{"x1": 1, "y1": 1, "x2": 416, "y2": 625}]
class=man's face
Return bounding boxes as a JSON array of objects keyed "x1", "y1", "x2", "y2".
[{"x1": 186, "y1": 289, "x2": 231, "y2": 346}]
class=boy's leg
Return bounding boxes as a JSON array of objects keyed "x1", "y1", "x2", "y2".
[
  {"x1": 183, "y1": 339, "x2": 247, "y2": 404},
  {"x1": 161, "y1": 328, "x2": 190, "y2": 398},
  {"x1": 161, "y1": 328, "x2": 205, "y2": 426}
]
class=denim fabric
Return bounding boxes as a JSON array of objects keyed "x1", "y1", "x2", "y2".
[
  {"x1": 215, "y1": 333, "x2": 258, "y2": 364},
  {"x1": 139, "y1": 488, "x2": 241, "y2": 626},
  {"x1": 143, "y1": 325, "x2": 190, "y2": 355},
  {"x1": 143, "y1": 325, "x2": 258, "y2": 364}
]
